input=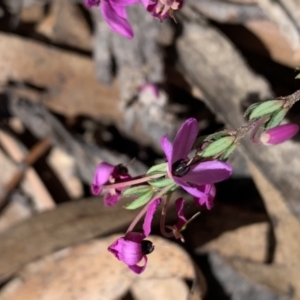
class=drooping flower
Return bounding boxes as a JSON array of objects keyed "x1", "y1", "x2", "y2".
[
  {"x1": 84, "y1": 0, "x2": 139, "y2": 39},
  {"x1": 108, "y1": 198, "x2": 161, "y2": 273},
  {"x1": 260, "y1": 124, "x2": 299, "y2": 145},
  {"x1": 160, "y1": 118, "x2": 232, "y2": 203},
  {"x1": 91, "y1": 162, "x2": 131, "y2": 206},
  {"x1": 141, "y1": 0, "x2": 183, "y2": 21},
  {"x1": 193, "y1": 184, "x2": 216, "y2": 210}
]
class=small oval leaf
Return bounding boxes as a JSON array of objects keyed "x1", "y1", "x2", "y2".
[
  {"x1": 249, "y1": 100, "x2": 284, "y2": 120},
  {"x1": 199, "y1": 136, "x2": 235, "y2": 158},
  {"x1": 244, "y1": 102, "x2": 261, "y2": 117},
  {"x1": 146, "y1": 163, "x2": 167, "y2": 176},
  {"x1": 122, "y1": 185, "x2": 152, "y2": 197},
  {"x1": 265, "y1": 109, "x2": 288, "y2": 130},
  {"x1": 149, "y1": 178, "x2": 174, "y2": 188},
  {"x1": 125, "y1": 190, "x2": 154, "y2": 210}
]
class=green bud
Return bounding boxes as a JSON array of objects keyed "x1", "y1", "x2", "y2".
[
  {"x1": 249, "y1": 100, "x2": 284, "y2": 120},
  {"x1": 125, "y1": 190, "x2": 154, "y2": 210},
  {"x1": 149, "y1": 178, "x2": 174, "y2": 188},
  {"x1": 198, "y1": 136, "x2": 235, "y2": 158},
  {"x1": 122, "y1": 185, "x2": 153, "y2": 197},
  {"x1": 219, "y1": 144, "x2": 237, "y2": 161},
  {"x1": 146, "y1": 162, "x2": 167, "y2": 176}
]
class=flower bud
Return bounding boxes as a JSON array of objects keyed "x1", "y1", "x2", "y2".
[{"x1": 260, "y1": 124, "x2": 299, "y2": 145}]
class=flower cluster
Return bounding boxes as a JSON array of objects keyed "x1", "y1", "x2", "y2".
[
  {"x1": 91, "y1": 118, "x2": 232, "y2": 273},
  {"x1": 84, "y1": 0, "x2": 183, "y2": 38},
  {"x1": 91, "y1": 95, "x2": 299, "y2": 274}
]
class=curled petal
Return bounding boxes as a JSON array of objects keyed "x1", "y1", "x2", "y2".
[
  {"x1": 174, "y1": 177, "x2": 208, "y2": 201},
  {"x1": 91, "y1": 162, "x2": 115, "y2": 195},
  {"x1": 129, "y1": 256, "x2": 148, "y2": 274},
  {"x1": 182, "y1": 160, "x2": 232, "y2": 186},
  {"x1": 143, "y1": 198, "x2": 162, "y2": 236},
  {"x1": 104, "y1": 193, "x2": 121, "y2": 206},
  {"x1": 194, "y1": 184, "x2": 216, "y2": 210},
  {"x1": 175, "y1": 197, "x2": 187, "y2": 229},
  {"x1": 101, "y1": 2, "x2": 133, "y2": 39},
  {"x1": 172, "y1": 118, "x2": 199, "y2": 165}
]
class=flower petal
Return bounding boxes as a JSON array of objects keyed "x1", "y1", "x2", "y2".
[
  {"x1": 194, "y1": 184, "x2": 216, "y2": 210},
  {"x1": 108, "y1": 236, "x2": 143, "y2": 265},
  {"x1": 160, "y1": 135, "x2": 173, "y2": 171},
  {"x1": 174, "y1": 177, "x2": 209, "y2": 201},
  {"x1": 104, "y1": 193, "x2": 121, "y2": 206},
  {"x1": 182, "y1": 160, "x2": 232, "y2": 185},
  {"x1": 110, "y1": 0, "x2": 140, "y2": 5},
  {"x1": 91, "y1": 162, "x2": 115, "y2": 195},
  {"x1": 84, "y1": 0, "x2": 100, "y2": 8},
  {"x1": 128, "y1": 256, "x2": 148, "y2": 274},
  {"x1": 175, "y1": 198, "x2": 187, "y2": 229},
  {"x1": 101, "y1": 2, "x2": 133, "y2": 39},
  {"x1": 172, "y1": 118, "x2": 199, "y2": 164},
  {"x1": 143, "y1": 198, "x2": 162, "y2": 236}
]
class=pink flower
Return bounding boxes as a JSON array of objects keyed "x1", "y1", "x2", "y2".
[
  {"x1": 141, "y1": 0, "x2": 183, "y2": 21},
  {"x1": 108, "y1": 198, "x2": 161, "y2": 274},
  {"x1": 260, "y1": 124, "x2": 299, "y2": 145},
  {"x1": 91, "y1": 162, "x2": 131, "y2": 206},
  {"x1": 160, "y1": 118, "x2": 232, "y2": 204},
  {"x1": 84, "y1": 0, "x2": 139, "y2": 39}
]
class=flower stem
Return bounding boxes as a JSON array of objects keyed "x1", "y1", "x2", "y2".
[
  {"x1": 126, "y1": 184, "x2": 175, "y2": 234},
  {"x1": 160, "y1": 194, "x2": 174, "y2": 238},
  {"x1": 102, "y1": 173, "x2": 163, "y2": 190}
]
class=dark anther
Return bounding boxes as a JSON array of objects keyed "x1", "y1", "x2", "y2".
[
  {"x1": 172, "y1": 159, "x2": 190, "y2": 177},
  {"x1": 141, "y1": 240, "x2": 155, "y2": 255},
  {"x1": 117, "y1": 164, "x2": 128, "y2": 175}
]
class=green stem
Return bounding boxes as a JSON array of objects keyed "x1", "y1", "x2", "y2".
[
  {"x1": 126, "y1": 184, "x2": 175, "y2": 234},
  {"x1": 102, "y1": 173, "x2": 163, "y2": 190}
]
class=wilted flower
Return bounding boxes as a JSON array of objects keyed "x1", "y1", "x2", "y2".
[
  {"x1": 260, "y1": 124, "x2": 299, "y2": 145},
  {"x1": 160, "y1": 118, "x2": 232, "y2": 203},
  {"x1": 142, "y1": 0, "x2": 183, "y2": 21},
  {"x1": 91, "y1": 162, "x2": 131, "y2": 206},
  {"x1": 108, "y1": 198, "x2": 161, "y2": 273}
]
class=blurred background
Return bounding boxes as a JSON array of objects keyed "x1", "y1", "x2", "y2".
[{"x1": 0, "y1": 0, "x2": 300, "y2": 299}]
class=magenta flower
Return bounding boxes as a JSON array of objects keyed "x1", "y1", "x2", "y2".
[
  {"x1": 141, "y1": 0, "x2": 183, "y2": 21},
  {"x1": 160, "y1": 118, "x2": 232, "y2": 202},
  {"x1": 91, "y1": 162, "x2": 131, "y2": 206},
  {"x1": 260, "y1": 124, "x2": 299, "y2": 145},
  {"x1": 193, "y1": 184, "x2": 216, "y2": 210},
  {"x1": 84, "y1": 0, "x2": 139, "y2": 39},
  {"x1": 108, "y1": 198, "x2": 161, "y2": 274}
]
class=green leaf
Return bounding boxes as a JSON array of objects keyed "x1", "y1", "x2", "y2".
[
  {"x1": 249, "y1": 100, "x2": 284, "y2": 120},
  {"x1": 295, "y1": 73, "x2": 300, "y2": 79},
  {"x1": 122, "y1": 185, "x2": 153, "y2": 197},
  {"x1": 199, "y1": 136, "x2": 235, "y2": 158},
  {"x1": 125, "y1": 190, "x2": 154, "y2": 210},
  {"x1": 203, "y1": 131, "x2": 228, "y2": 142},
  {"x1": 264, "y1": 109, "x2": 288, "y2": 130},
  {"x1": 244, "y1": 102, "x2": 261, "y2": 117},
  {"x1": 219, "y1": 144, "x2": 237, "y2": 161},
  {"x1": 149, "y1": 178, "x2": 174, "y2": 188},
  {"x1": 146, "y1": 163, "x2": 167, "y2": 176}
]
